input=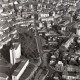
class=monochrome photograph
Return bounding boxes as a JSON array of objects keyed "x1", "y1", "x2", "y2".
[{"x1": 0, "y1": 0, "x2": 80, "y2": 80}]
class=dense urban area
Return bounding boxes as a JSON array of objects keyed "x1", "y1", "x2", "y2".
[{"x1": 0, "y1": 0, "x2": 80, "y2": 80}]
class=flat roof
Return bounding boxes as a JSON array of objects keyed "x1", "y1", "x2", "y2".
[
  {"x1": 11, "y1": 42, "x2": 20, "y2": 50},
  {"x1": 12, "y1": 59, "x2": 29, "y2": 76},
  {"x1": 19, "y1": 63, "x2": 35, "y2": 80},
  {"x1": 34, "y1": 69, "x2": 42, "y2": 80},
  {"x1": 45, "y1": 33, "x2": 57, "y2": 36},
  {"x1": 34, "y1": 69, "x2": 48, "y2": 80},
  {"x1": 20, "y1": 22, "x2": 31, "y2": 27}
]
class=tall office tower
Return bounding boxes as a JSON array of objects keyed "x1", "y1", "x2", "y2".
[{"x1": 10, "y1": 42, "x2": 21, "y2": 65}]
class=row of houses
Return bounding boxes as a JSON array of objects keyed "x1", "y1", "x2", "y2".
[{"x1": 0, "y1": 0, "x2": 20, "y2": 50}]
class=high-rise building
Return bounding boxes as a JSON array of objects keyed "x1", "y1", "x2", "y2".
[
  {"x1": 10, "y1": 42, "x2": 21, "y2": 65},
  {"x1": 12, "y1": 59, "x2": 29, "y2": 80}
]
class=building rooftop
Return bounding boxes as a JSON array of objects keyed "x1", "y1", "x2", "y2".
[
  {"x1": 68, "y1": 72, "x2": 78, "y2": 76},
  {"x1": 45, "y1": 31, "x2": 58, "y2": 36},
  {"x1": 12, "y1": 58, "x2": 29, "y2": 76},
  {"x1": 19, "y1": 63, "x2": 36, "y2": 80},
  {"x1": 11, "y1": 29, "x2": 17, "y2": 35},
  {"x1": 11, "y1": 42, "x2": 20, "y2": 50},
  {"x1": 65, "y1": 65, "x2": 80, "y2": 72},
  {"x1": 2, "y1": 36, "x2": 11, "y2": 45},
  {"x1": 34, "y1": 69, "x2": 48, "y2": 80},
  {"x1": 0, "y1": 34, "x2": 7, "y2": 41}
]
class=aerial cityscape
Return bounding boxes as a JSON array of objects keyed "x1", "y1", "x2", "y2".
[{"x1": 0, "y1": 0, "x2": 80, "y2": 80}]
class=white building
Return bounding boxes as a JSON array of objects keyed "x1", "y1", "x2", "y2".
[
  {"x1": 40, "y1": 12, "x2": 49, "y2": 18},
  {"x1": 76, "y1": 28, "x2": 80, "y2": 37},
  {"x1": 64, "y1": 34, "x2": 75, "y2": 49},
  {"x1": 39, "y1": 22, "x2": 43, "y2": 28},
  {"x1": 0, "y1": 44, "x2": 3, "y2": 49},
  {"x1": 41, "y1": 17, "x2": 54, "y2": 22},
  {"x1": 10, "y1": 42, "x2": 21, "y2": 65},
  {"x1": 12, "y1": 59, "x2": 29, "y2": 80},
  {"x1": 0, "y1": 7, "x2": 3, "y2": 13}
]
